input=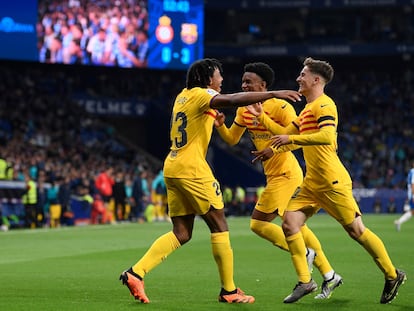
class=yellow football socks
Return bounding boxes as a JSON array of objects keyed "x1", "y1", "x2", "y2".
[
  {"x1": 286, "y1": 231, "x2": 311, "y2": 283},
  {"x1": 250, "y1": 219, "x2": 289, "y2": 251},
  {"x1": 356, "y1": 228, "x2": 397, "y2": 279},
  {"x1": 132, "y1": 231, "x2": 181, "y2": 278},
  {"x1": 211, "y1": 231, "x2": 236, "y2": 292},
  {"x1": 301, "y1": 224, "x2": 333, "y2": 275}
]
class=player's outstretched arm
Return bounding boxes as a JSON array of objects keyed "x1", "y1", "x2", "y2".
[
  {"x1": 246, "y1": 103, "x2": 297, "y2": 135},
  {"x1": 271, "y1": 127, "x2": 335, "y2": 148},
  {"x1": 210, "y1": 90, "x2": 301, "y2": 109}
]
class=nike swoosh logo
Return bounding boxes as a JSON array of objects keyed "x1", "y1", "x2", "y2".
[
  {"x1": 321, "y1": 104, "x2": 329, "y2": 107},
  {"x1": 383, "y1": 282, "x2": 399, "y2": 300},
  {"x1": 383, "y1": 274, "x2": 405, "y2": 301},
  {"x1": 281, "y1": 104, "x2": 287, "y2": 109}
]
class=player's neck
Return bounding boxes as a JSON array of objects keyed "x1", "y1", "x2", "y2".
[{"x1": 305, "y1": 89, "x2": 324, "y2": 103}]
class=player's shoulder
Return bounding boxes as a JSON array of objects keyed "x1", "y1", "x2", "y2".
[
  {"x1": 206, "y1": 88, "x2": 219, "y2": 96},
  {"x1": 264, "y1": 97, "x2": 293, "y2": 109},
  {"x1": 181, "y1": 87, "x2": 217, "y2": 95},
  {"x1": 313, "y1": 94, "x2": 336, "y2": 110}
]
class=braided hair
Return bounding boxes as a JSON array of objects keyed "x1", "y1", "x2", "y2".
[{"x1": 186, "y1": 58, "x2": 223, "y2": 89}]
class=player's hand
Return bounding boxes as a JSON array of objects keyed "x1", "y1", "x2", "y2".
[
  {"x1": 251, "y1": 147, "x2": 274, "y2": 163},
  {"x1": 272, "y1": 90, "x2": 302, "y2": 102},
  {"x1": 246, "y1": 103, "x2": 262, "y2": 117},
  {"x1": 270, "y1": 135, "x2": 291, "y2": 148},
  {"x1": 215, "y1": 111, "x2": 225, "y2": 128}
]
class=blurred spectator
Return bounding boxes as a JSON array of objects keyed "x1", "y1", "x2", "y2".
[
  {"x1": 91, "y1": 193, "x2": 113, "y2": 225},
  {"x1": 0, "y1": 155, "x2": 7, "y2": 179},
  {"x1": 124, "y1": 174, "x2": 133, "y2": 220},
  {"x1": 86, "y1": 28, "x2": 108, "y2": 65},
  {"x1": 151, "y1": 169, "x2": 168, "y2": 222},
  {"x1": 373, "y1": 199, "x2": 382, "y2": 214},
  {"x1": 134, "y1": 30, "x2": 149, "y2": 67},
  {"x1": 387, "y1": 197, "x2": 397, "y2": 213},
  {"x1": 37, "y1": 176, "x2": 48, "y2": 227},
  {"x1": 130, "y1": 169, "x2": 145, "y2": 223},
  {"x1": 231, "y1": 185, "x2": 246, "y2": 216},
  {"x1": 94, "y1": 165, "x2": 115, "y2": 206},
  {"x1": 47, "y1": 181, "x2": 61, "y2": 228},
  {"x1": 59, "y1": 176, "x2": 73, "y2": 226},
  {"x1": 222, "y1": 185, "x2": 233, "y2": 216},
  {"x1": 113, "y1": 170, "x2": 127, "y2": 221},
  {"x1": 22, "y1": 173, "x2": 38, "y2": 229}
]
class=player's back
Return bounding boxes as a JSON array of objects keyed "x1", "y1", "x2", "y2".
[{"x1": 164, "y1": 87, "x2": 218, "y2": 179}]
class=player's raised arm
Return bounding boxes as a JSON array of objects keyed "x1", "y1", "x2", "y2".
[{"x1": 210, "y1": 90, "x2": 301, "y2": 109}]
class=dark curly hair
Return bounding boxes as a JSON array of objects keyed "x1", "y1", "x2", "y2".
[
  {"x1": 186, "y1": 58, "x2": 223, "y2": 89},
  {"x1": 243, "y1": 62, "x2": 275, "y2": 89}
]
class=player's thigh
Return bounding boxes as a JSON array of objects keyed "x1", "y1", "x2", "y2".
[
  {"x1": 286, "y1": 185, "x2": 319, "y2": 217},
  {"x1": 165, "y1": 177, "x2": 223, "y2": 217},
  {"x1": 317, "y1": 185, "x2": 361, "y2": 226},
  {"x1": 257, "y1": 174, "x2": 302, "y2": 217}
]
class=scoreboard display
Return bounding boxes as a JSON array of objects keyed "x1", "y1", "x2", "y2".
[
  {"x1": 149, "y1": 0, "x2": 203, "y2": 69},
  {"x1": 0, "y1": 0, "x2": 204, "y2": 70}
]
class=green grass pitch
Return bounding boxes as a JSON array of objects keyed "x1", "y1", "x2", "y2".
[{"x1": 0, "y1": 214, "x2": 412, "y2": 311}]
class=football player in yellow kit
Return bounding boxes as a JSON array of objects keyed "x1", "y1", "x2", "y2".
[
  {"x1": 250, "y1": 57, "x2": 406, "y2": 304},
  {"x1": 215, "y1": 62, "x2": 342, "y2": 300},
  {"x1": 119, "y1": 58, "x2": 301, "y2": 304}
]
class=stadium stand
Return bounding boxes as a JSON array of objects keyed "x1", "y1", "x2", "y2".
[{"x1": 1, "y1": 1, "x2": 413, "y2": 229}]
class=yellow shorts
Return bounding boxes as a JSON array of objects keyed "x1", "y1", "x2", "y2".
[
  {"x1": 286, "y1": 182, "x2": 362, "y2": 226},
  {"x1": 49, "y1": 204, "x2": 62, "y2": 219},
  {"x1": 165, "y1": 177, "x2": 224, "y2": 217},
  {"x1": 255, "y1": 173, "x2": 302, "y2": 217}
]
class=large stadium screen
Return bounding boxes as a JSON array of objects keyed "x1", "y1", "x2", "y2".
[{"x1": 0, "y1": 0, "x2": 204, "y2": 70}]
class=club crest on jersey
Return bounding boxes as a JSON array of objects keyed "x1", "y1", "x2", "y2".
[
  {"x1": 207, "y1": 89, "x2": 217, "y2": 96},
  {"x1": 252, "y1": 117, "x2": 259, "y2": 126}
]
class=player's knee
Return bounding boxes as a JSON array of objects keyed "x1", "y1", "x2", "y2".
[
  {"x1": 282, "y1": 221, "x2": 295, "y2": 236},
  {"x1": 173, "y1": 231, "x2": 192, "y2": 244},
  {"x1": 343, "y1": 216, "x2": 365, "y2": 240}
]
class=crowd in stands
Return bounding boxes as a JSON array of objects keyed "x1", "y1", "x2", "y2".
[
  {"x1": 0, "y1": 62, "x2": 164, "y2": 231},
  {"x1": 1, "y1": 54, "x2": 413, "y2": 229},
  {"x1": 205, "y1": 5, "x2": 414, "y2": 46},
  {"x1": 218, "y1": 56, "x2": 414, "y2": 189},
  {"x1": 38, "y1": 0, "x2": 149, "y2": 67}
]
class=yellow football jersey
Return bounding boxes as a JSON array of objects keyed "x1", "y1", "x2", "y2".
[
  {"x1": 234, "y1": 98, "x2": 302, "y2": 178},
  {"x1": 164, "y1": 87, "x2": 219, "y2": 178},
  {"x1": 293, "y1": 94, "x2": 352, "y2": 190}
]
